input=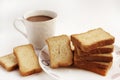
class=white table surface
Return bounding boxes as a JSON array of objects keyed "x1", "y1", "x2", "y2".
[{"x1": 1, "y1": 0, "x2": 120, "y2": 80}]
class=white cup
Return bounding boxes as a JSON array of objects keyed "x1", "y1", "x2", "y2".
[{"x1": 14, "y1": 10, "x2": 57, "y2": 49}]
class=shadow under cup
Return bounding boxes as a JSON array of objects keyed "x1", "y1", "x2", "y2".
[{"x1": 23, "y1": 10, "x2": 57, "y2": 49}]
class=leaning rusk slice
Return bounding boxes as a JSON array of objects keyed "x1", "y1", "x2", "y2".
[{"x1": 14, "y1": 44, "x2": 42, "y2": 76}]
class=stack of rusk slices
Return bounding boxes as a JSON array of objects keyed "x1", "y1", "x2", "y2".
[{"x1": 71, "y1": 28, "x2": 115, "y2": 76}]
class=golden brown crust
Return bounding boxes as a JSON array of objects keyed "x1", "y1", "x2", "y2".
[
  {"x1": 19, "y1": 68, "x2": 41, "y2": 76},
  {"x1": 74, "y1": 51, "x2": 113, "y2": 62},
  {"x1": 74, "y1": 45, "x2": 113, "y2": 56},
  {"x1": 74, "y1": 61, "x2": 112, "y2": 76}
]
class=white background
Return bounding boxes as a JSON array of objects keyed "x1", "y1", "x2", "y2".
[{"x1": 0, "y1": 0, "x2": 120, "y2": 80}]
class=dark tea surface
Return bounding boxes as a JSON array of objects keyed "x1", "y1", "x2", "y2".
[{"x1": 27, "y1": 15, "x2": 53, "y2": 22}]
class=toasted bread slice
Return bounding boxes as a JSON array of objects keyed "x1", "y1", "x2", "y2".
[
  {"x1": 71, "y1": 28, "x2": 115, "y2": 52},
  {"x1": 75, "y1": 45, "x2": 113, "y2": 56},
  {"x1": 46, "y1": 35, "x2": 73, "y2": 68},
  {"x1": 74, "y1": 51, "x2": 113, "y2": 62},
  {"x1": 0, "y1": 54, "x2": 18, "y2": 71},
  {"x1": 74, "y1": 61, "x2": 112, "y2": 76},
  {"x1": 13, "y1": 44, "x2": 42, "y2": 76}
]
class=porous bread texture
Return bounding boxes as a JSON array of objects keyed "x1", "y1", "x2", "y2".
[
  {"x1": 0, "y1": 54, "x2": 18, "y2": 71},
  {"x1": 13, "y1": 44, "x2": 42, "y2": 76},
  {"x1": 46, "y1": 35, "x2": 73, "y2": 68},
  {"x1": 71, "y1": 28, "x2": 115, "y2": 52}
]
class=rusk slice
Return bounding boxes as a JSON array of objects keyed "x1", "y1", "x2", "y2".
[
  {"x1": 0, "y1": 53, "x2": 18, "y2": 71},
  {"x1": 75, "y1": 45, "x2": 114, "y2": 56},
  {"x1": 74, "y1": 61, "x2": 112, "y2": 76},
  {"x1": 74, "y1": 51, "x2": 113, "y2": 62},
  {"x1": 46, "y1": 35, "x2": 73, "y2": 68},
  {"x1": 71, "y1": 28, "x2": 115, "y2": 52},
  {"x1": 14, "y1": 44, "x2": 42, "y2": 76}
]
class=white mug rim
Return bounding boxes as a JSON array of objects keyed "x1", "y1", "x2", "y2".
[{"x1": 23, "y1": 10, "x2": 57, "y2": 23}]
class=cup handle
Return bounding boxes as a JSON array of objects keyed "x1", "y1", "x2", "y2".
[{"x1": 13, "y1": 18, "x2": 27, "y2": 38}]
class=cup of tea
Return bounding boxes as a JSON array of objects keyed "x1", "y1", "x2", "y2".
[{"x1": 14, "y1": 10, "x2": 57, "y2": 49}]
